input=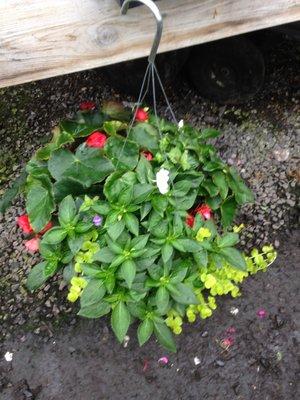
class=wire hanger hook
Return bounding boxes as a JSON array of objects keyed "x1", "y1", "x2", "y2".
[{"x1": 121, "y1": 0, "x2": 163, "y2": 64}]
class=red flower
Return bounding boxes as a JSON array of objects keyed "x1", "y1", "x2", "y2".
[
  {"x1": 39, "y1": 221, "x2": 53, "y2": 235},
  {"x1": 17, "y1": 215, "x2": 33, "y2": 234},
  {"x1": 79, "y1": 101, "x2": 96, "y2": 111},
  {"x1": 24, "y1": 237, "x2": 40, "y2": 253},
  {"x1": 86, "y1": 131, "x2": 107, "y2": 148},
  {"x1": 141, "y1": 151, "x2": 153, "y2": 161},
  {"x1": 186, "y1": 213, "x2": 195, "y2": 228},
  {"x1": 135, "y1": 108, "x2": 149, "y2": 122},
  {"x1": 195, "y1": 204, "x2": 212, "y2": 220}
]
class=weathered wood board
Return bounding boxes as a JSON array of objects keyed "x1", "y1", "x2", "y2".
[{"x1": 0, "y1": 0, "x2": 299, "y2": 88}]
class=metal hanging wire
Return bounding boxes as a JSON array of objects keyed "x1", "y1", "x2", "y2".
[{"x1": 118, "y1": 0, "x2": 178, "y2": 171}]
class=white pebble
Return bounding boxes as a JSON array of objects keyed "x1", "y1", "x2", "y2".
[
  {"x1": 123, "y1": 335, "x2": 130, "y2": 348},
  {"x1": 193, "y1": 356, "x2": 201, "y2": 366},
  {"x1": 230, "y1": 307, "x2": 239, "y2": 315},
  {"x1": 4, "y1": 351, "x2": 13, "y2": 362}
]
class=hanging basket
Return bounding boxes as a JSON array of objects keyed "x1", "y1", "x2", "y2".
[{"x1": 2, "y1": 0, "x2": 277, "y2": 352}]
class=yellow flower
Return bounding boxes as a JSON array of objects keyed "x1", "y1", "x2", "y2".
[
  {"x1": 196, "y1": 227, "x2": 211, "y2": 242},
  {"x1": 204, "y1": 274, "x2": 217, "y2": 289},
  {"x1": 67, "y1": 291, "x2": 79, "y2": 303},
  {"x1": 71, "y1": 277, "x2": 87, "y2": 289},
  {"x1": 173, "y1": 325, "x2": 182, "y2": 335},
  {"x1": 233, "y1": 224, "x2": 245, "y2": 233}
]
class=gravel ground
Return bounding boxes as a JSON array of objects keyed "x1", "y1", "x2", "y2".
[{"x1": 0, "y1": 34, "x2": 299, "y2": 399}]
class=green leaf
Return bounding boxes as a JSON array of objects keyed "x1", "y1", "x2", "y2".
[
  {"x1": 102, "y1": 101, "x2": 131, "y2": 121},
  {"x1": 227, "y1": 167, "x2": 254, "y2": 204},
  {"x1": 110, "y1": 254, "x2": 126, "y2": 269},
  {"x1": 80, "y1": 280, "x2": 106, "y2": 308},
  {"x1": 205, "y1": 195, "x2": 222, "y2": 210},
  {"x1": 131, "y1": 234, "x2": 149, "y2": 251},
  {"x1": 193, "y1": 250, "x2": 208, "y2": 267},
  {"x1": 170, "y1": 268, "x2": 188, "y2": 284},
  {"x1": 172, "y1": 180, "x2": 192, "y2": 197},
  {"x1": 151, "y1": 195, "x2": 168, "y2": 216},
  {"x1": 153, "y1": 322, "x2": 176, "y2": 352},
  {"x1": 60, "y1": 119, "x2": 100, "y2": 138},
  {"x1": 42, "y1": 227, "x2": 67, "y2": 244},
  {"x1": 219, "y1": 247, "x2": 247, "y2": 271},
  {"x1": 107, "y1": 219, "x2": 125, "y2": 241},
  {"x1": 103, "y1": 120, "x2": 127, "y2": 135},
  {"x1": 128, "y1": 122, "x2": 159, "y2": 151},
  {"x1": 26, "y1": 185, "x2": 55, "y2": 233},
  {"x1": 63, "y1": 264, "x2": 75, "y2": 283},
  {"x1": 221, "y1": 197, "x2": 237, "y2": 227},
  {"x1": 78, "y1": 301, "x2": 110, "y2": 319},
  {"x1": 162, "y1": 243, "x2": 173, "y2": 264},
  {"x1": 173, "y1": 212, "x2": 184, "y2": 236},
  {"x1": 106, "y1": 236, "x2": 124, "y2": 254},
  {"x1": 168, "y1": 283, "x2": 198, "y2": 305},
  {"x1": 93, "y1": 247, "x2": 115, "y2": 263},
  {"x1": 169, "y1": 189, "x2": 198, "y2": 211},
  {"x1": 68, "y1": 235, "x2": 84, "y2": 254},
  {"x1": 0, "y1": 170, "x2": 27, "y2": 214},
  {"x1": 133, "y1": 183, "x2": 154, "y2": 204},
  {"x1": 118, "y1": 186, "x2": 134, "y2": 206},
  {"x1": 124, "y1": 213, "x2": 139, "y2": 236},
  {"x1": 202, "y1": 180, "x2": 219, "y2": 197},
  {"x1": 105, "y1": 136, "x2": 139, "y2": 170},
  {"x1": 136, "y1": 155, "x2": 154, "y2": 184},
  {"x1": 200, "y1": 128, "x2": 220, "y2": 140},
  {"x1": 111, "y1": 301, "x2": 131, "y2": 343},
  {"x1": 212, "y1": 171, "x2": 228, "y2": 199},
  {"x1": 203, "y1": 161, "x2": 225, "y2": 172},
  {"x1": 104, "y1": 171, "x2": 136, "y2": 202},
  {"x1": 156, "y1": 286, "x2": 169, "y2": 314},
  {"x1": 48, "y1": 147, "x2": 114, "y2": 187},
  {"x1": 26, "y1": 262, "x2": 48, "y2": 292},
  {"x1": 53, "y1": 178, "x2": 87, "y2": 203},
  {"x1": 58, "y1": 195, "x2": 77, "y2": 226},
  {"x1": 120, "y1": 259, "x2": 136, "y2": 288},
  {"x1": 172, "y1": 239, "x2": 202, "y2": 253},
  {"x1": 218, "y1": 233, "x2": 239, "y2": 248},
  {"x1": 81, "y1": 263, "x2": 103, "y2": 278},
  {"x1": 75, "y1": 221, "x2": 93, "y2": 233},
  {"x1": 137, "y1": 319, "x2": 154, "y2": 346},
  {"x1": 92, "y1": 201, "x2": 110, "y2": 215}
]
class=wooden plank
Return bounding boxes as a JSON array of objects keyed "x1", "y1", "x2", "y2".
[{"x1": 0, "y1": 0, "x2": 299, "y2": 88}]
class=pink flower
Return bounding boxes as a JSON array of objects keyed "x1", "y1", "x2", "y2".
[
  {"x1": 86, "y1": 131, "x2": 107, "y2": 148},
  {"x1": 24, "y1": 237, "x2": 40, "y2": 253},
  {"x1": 79, "y1": 101, "x2": 96, "y2": 111},
  {"x1": 17, "y1": 215, "x2": 33, "y2": 234},
  {"x1": 221, "y1": 336, "x2": 234, "y2": 348},
  {"x1": 185, "y1": 213, "x2": 195, "y2": 228},
  {"x1": 257, "y1": 309, "x2": 267, "y2": 319},
  {"x1": 158, "y1": 356, "x2": 169, "y2": 365},
  {"x1": 226, "y1": 326, "x2": 236, "y2": 334},
  {"x1": 135, "y1": 108, "x2": 149, "y2": 122},
  {"x1": 195, "y1": 204, "x2": 212, "y2": 220},
  {"x1": 142, "y1": 359, "x2": 149, "y2": 372},
  {"x1": 141, "y1": 151, "x2": 153, "y2": 161}
]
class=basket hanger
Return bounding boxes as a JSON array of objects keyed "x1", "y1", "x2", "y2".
[{"x1": 121, "y1": 0, "x2": 163, "y2": 64}]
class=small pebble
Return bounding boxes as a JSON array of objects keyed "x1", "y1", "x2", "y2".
[{"x1": 215, "y1": 360, "x2": 225, "y2": 367}]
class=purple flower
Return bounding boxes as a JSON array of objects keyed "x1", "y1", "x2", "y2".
[{"x1": 93, "y1": 215, "x2": 103, "y2": 227}]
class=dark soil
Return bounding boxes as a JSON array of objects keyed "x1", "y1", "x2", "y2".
[{"x1": 1, "y1": 231, "x2": 299, "y2": 400}]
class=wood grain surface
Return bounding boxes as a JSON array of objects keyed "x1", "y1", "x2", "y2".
[{"x1": 0, "y1": 0, "x2": 299, "y2": 88}]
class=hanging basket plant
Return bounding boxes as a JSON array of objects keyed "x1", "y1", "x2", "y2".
[{"x1": 3, "y1": 101, "x2": 276, "y2": 351}]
